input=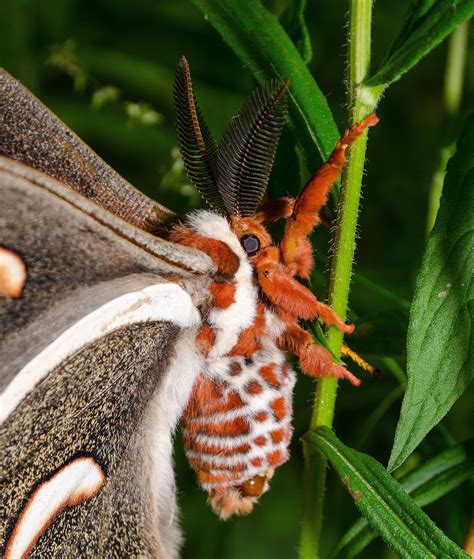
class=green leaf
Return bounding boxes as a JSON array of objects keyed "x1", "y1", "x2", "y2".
[
  {"x1": 304, "y1": 427, "x2": 470, "y2": 559},
  {"x1": 191, "y1": 0, "x2": 339, "y2": 172},
  {"x1": 280, "y1": 0, "x2": 313, "y2": 64},
  {"x1": 389, "y1": 115, "x2": 474, "y2": 471},
  {"x1": 365, "y1": 0, "x2": 474, "y2": 88},
  {"x1": 331, "y1": 440, "x2": 474, "y2": 558}
]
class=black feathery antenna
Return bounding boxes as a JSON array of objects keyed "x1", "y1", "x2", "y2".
[
  {"x1": 173, "y1": 56, "x2": 226, "y2": 213},
  {"x1": 216, "y1": 80, "x2": 289, "y2": 217}
]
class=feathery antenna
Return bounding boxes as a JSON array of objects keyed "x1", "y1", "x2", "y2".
[
  {"x1": 174, "y1": 56, "x2": 225, "y2": 213},
  {"x1": 216, "y1": 80, "x2": 289, "y2": 216}
]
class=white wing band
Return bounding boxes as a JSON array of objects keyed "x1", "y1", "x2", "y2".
[{"x1": 0, "y1": 282, "x2": 200, "y2": 423}]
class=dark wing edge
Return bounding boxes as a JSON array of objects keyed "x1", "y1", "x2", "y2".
[
  {"x1": 0, "y1": 67, "x2": 174, "y2": 230},
  {"x1": 0, "y1": 156, "x2": 214, "y2": 276}
]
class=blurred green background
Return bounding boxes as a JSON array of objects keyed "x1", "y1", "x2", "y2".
[{"x1": 1, "y1": 1, "x2": 472, "y2": 557}]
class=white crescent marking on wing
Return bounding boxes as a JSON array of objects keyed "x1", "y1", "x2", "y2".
[
  {"x1": 4, "y1": 456, "x2": 106, "y2": 559},
  {"x1": 0, "y1": 282, "x2": 200, "y2": 422}
]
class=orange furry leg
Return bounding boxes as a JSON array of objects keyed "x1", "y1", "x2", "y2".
[
  {"x1": 278, "y1": 319, "x2": 360, "y2": 386},
  {"x1": 253, "y1": 247, "x2": 353, "y2": 332},
  {"x1": 281, "y1": 114, "x2": 378, "y2": 278},
  {"x1": 170, "y1": 224, "x2": 239, "y2": 277},
  {"x1": 314, "y1": 301, "x2": 354, "y2": 334},
  {"x1": 254, "y1": 197, "x2": 295, "y2": 223},
  {"x1": 253, "y1": 248, "x2": 320, "y2": 320}
]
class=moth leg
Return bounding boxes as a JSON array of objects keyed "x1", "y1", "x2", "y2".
[
  {"x1": 312, "y1": 301, "x2": 355, "y2": 334},
  {"x1": 170, "y1": 224, "x2": 239, "y2": 277},
  {"x1": 278, "y1": 319, "x2": 360, "y2": 386},
  {"x1": 341, "y1": 343, "x2": 380, "y2": 376},
  {"x1": 253, "y1": 247, "x2": 320, "y2": 320},
  {"x1": 253, "y1": 247, "x2": 353, "y2": 333},
  {"x1": 254, "y1": 197, "x2": 295, "y2": 223},
  {"x1": 280, "y1": 114, "x2": 379, "y2": 279}
]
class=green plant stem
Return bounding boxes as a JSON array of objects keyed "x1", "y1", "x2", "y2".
[
  {"x1": 299, "y1": 2, "x2": 375, "y2": 558},
  {"x1": 426, "y1": 20, "x2": 469, "y2": 235}
]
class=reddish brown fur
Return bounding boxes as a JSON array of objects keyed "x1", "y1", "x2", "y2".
[
  {"x1": 189, "y1": 457, "x2": 247, "y2": 472},
  {"x1": 280, "y1": 114, "x2": 379, "y2": 278},
  {"x1": 270, "y1": 396, "x2": 287, "y2": 421},
  {"x1": 254, "y1": 247, "x2": 320, "y2": 319},
  {"x1": 183, "y1": 436, "x2": 250, "y2": 456},
  {"x1": 198, "y1": 391, "x2": 246, "y2": 416},
  {"x1": 278, "y1": 319, "x2": 360, "y2": 386},
  {"x1": 254, "y1": 197, "x2": 295, "y2": 223},
  {"x1": 191, "y1": 416, "x2": 249, "y2": 437},
  {"x1": 195, "y1": 325, "x2": 215, "y2": 357},
  {"x1": 267, "y1": 449, "x2": 285, "y2": 466},
  {"x1": 170, "y1": 224, "x2": 239, "y2": 277},
  {"x1": 254, "y1": 411, "x2": 268, "y2": 422},
  {"x1": 229, "y1": 362, "x2": 243, "y2": 376},
  {"x1": 210, "y1": 281, "x2": 236, "y2": 308},
  {"x1": 229, "y1": 303, "x2": 266, "y2": 356},
  {"x1": 258, "y1": 364, "x2": 281, "y2": 387},
  {"x1": 184, "y1": 375, "x2": 222, "y2": 418},
  {"x1": 198, "y1": 471, "x2": 242, "y2": 485},
  {"x1": 245, "y1": 381, "x2": 263, "y2": 395},
  {"x1": 208, "y1": 487, "x2": 255, "y2": 519},
  {"x1": 270, "y1": 428, "x2": 286, "y2": 443}
]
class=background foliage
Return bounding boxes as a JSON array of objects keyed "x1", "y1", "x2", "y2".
[{"x1": 1, "y1": 1, "x2": 473, "y2": 557}]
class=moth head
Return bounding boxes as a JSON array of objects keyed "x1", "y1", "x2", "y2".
[
  {"x1": 228, "y1": 215, "x2": 272, "y2": 256},
  {"x1": 174, "y1": 57, "x2": 319, "y2": 319}
]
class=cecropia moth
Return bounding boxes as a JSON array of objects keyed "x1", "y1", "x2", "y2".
[{"x1": 0, "y1": 57, "x2": 377, "y2": 557}]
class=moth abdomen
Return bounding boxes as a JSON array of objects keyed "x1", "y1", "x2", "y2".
[{"x1": 181, "y1": 351, "x2": 295, "y2": 519}]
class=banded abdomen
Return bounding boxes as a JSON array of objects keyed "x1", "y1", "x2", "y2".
[{"x1": 181, "y1": 343, "x2": 295, "y2": 519}]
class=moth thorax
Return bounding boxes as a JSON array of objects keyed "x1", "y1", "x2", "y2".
[{"x1": 181, "y1": 356, "x2": 295, "y2": 519}]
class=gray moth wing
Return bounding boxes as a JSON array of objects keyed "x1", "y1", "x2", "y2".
[
  {"x1": 0, "y1": 67, "x2": 174, "y2": 230},
  {"x1": 0, "y1": 81, "x2": 213, "y2": 556}
]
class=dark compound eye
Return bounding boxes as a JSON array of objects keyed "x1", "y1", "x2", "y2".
[{"x1": 240, "y1": 234, "x2": 260, "y2": 256}]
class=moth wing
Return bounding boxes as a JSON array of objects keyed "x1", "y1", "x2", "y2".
[
  {"x1": 0, "y1": 160, "x2": 208, "y2": 557},
  {"x1": 0, "y1": 68, "x2": 174, "y2": 230}
]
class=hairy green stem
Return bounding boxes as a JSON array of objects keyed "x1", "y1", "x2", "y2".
[
  {"x1": 426, "y1": 20, "x2": 469, "y2": 235},
  {"x1": 299, "y1": 2, "x2": 375, "y2": 557}
]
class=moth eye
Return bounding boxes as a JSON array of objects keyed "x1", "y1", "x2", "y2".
[
  {"x1": 240, "y1": 234, "x2": 260, "y2": 256},
  {"x1": 239, "y1": 474, "x2": 267, "y2": 497}
]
